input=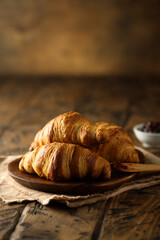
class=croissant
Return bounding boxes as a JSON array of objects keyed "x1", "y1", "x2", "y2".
[
  {"x1": 29, "y1": 111, "x2": 108, "y2": 150},
  {"x1": 29, "y1": 112, "x2": 139, "y2": 164},
  {"x1": 19, "y1": 142, "x2": 111, "y2": 181},
  {"x1": 90, "y1": 122, "x2": 140, "y2": 163}
]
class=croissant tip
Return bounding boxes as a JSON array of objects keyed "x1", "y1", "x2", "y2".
[
  {"x1": 101, "y1": 163, "x2": 111, "y2": 179},
  {"x1": 29, "y1": 142, "x2": 36, "y2": 151},
  {"x1": 29, "y1": 146, "x2": 33, "y2": 151}
]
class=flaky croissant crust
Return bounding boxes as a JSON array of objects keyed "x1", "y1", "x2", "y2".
[
  {"x1": 20, "y1": 142, "x2": 111, "y2": 182},
  {"x1": 90, "y1": 122, "x2": 139, "y2": 163},
  {"x1": 29, "y1": 111, "x2": 140, "y2": 164},
  {"x1": 30, "y1": 111, "x2": 109, "y2": 151}
]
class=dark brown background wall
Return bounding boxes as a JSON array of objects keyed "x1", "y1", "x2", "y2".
[{"x1": 0, "y1": 0, "x2": 160, "y2": 75}]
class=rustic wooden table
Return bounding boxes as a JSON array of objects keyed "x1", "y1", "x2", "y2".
[{"x1": 0, "y1": 76, "x2": 160, "y2": 240}]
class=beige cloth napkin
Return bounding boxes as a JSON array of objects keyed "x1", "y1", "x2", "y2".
[{"x1": 0, "y1": 146, "x2": 160, "y2": 208}]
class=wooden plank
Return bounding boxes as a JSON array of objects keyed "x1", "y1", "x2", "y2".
[
  {"x1": 79, "y1": 78, "x2": 129, "y2": 126},
  {"x1": 0, "y1": 78, "x2": 37, "y2": 135},
  {"x1": 0, "y1": 77, "x2": 117, "y2": 239},
  {"x1": 0, "y1": 78, "x2": 41, "y2": 155},
  {"x1": 1, "y1": 77, "x2": 159, "y2": 154},
  {"x1": 99, "y1": 185, "x2": 160, "y2": 240},
  {"x1": 10, "y1": 201, "x2": 107, "y2": 240},
  {"x1": 0, "y1": 77, "x2": 122, "y2": 154},
  {"x1": 0, "y1": 200, "x2": 25, "y2": 240},
  {"x1": 0, "y1": 78, "x2": 87, "y2": 155},
  {"x1": 0, "y1": 77, "x2": 160, "y2": 240},
  {"x1": 0, "y1": 77, "x2": 132, "y2": 155},
  {"x1": 98, "y1": 78, "x2": 160, "y2": 240}
]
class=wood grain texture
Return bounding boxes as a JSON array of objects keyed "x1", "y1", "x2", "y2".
[
  {"x1": 0, "y1": 76, "x2": 160, "y2": 240},
  {"x1": 99, "y1": 186, "x2": 160, "y2": 240},
  {"x1": 0, "y1": 76, "x2": 159, "y2": 155},
  {"x1": 0, "y1": 200, "x2": 25, "y2": 240},
  {"x1": 0, "y1": 1, "x2": 160, "y2": 75},
  {"x1": 10, "y1": 201, "x2": 107, "y2": 240},
  {"x1": 0, "y1": 78, "x2": 86, "y2": 155}
]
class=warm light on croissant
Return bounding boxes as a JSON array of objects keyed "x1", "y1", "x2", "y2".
[
  {"x1": 29, "y1": 111, "x2": 108, "y2": 150},
  {"x1": 19, "y1": 142, "x2": 111, "y2": 181},
  {"x1": 90, "y1": 122, "x2": 140, "y2": 163},
  {"x1": 29, "y1": 111, "x2": 139, "y2": 164}
]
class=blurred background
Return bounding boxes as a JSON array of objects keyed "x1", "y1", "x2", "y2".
[{"x1": 0, "y1": 0, "x2": 160, "y2": 76}]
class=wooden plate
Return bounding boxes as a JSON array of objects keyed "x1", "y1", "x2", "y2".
[{"x1": 7, "y1": 152, "x2": 143, "y2": 195}]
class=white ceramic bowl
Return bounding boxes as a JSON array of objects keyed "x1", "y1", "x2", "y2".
[{"x1": 133, "y1": 123, "x2": 160, "y2": 148}]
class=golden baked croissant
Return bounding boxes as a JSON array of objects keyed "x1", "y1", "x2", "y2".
[
  {"x1": 29, "y1": 111, "x2": 139, "y2": 164},
  {"x1": 19, "y1": 142, "x2": 111, "y2": 181},
  {"x1": 30, "y1": 111, "x2": 108, "y2": 150},
  {"x1": 90, "y1": 122, "x2": 139, "y2": 163}
]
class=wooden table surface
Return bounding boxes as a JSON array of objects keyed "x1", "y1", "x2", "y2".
[{"x1": 0, "y1": 76, "x2": 160, "y2": 240}]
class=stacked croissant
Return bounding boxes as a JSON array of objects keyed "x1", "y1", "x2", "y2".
[{"x1": 19, "y1": 111, "x2": 140, "y2": 182}]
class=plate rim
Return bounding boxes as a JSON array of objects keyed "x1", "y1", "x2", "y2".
[{"x1": 7, "y1": 158, "x2": 138, "y2": 195}]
